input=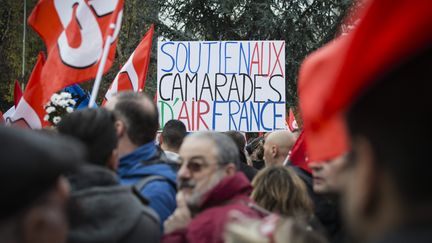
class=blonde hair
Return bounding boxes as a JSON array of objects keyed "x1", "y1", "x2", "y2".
[
  {"x1": 224, "y1": 215, "x2": 327, "y2": 243},
  {"x1": 251, "y1": 166, "x2": 313, "y2": 218}
]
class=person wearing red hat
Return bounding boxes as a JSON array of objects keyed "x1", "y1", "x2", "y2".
[
  {"x1": 299, "y1": 0, "x2": 432, "y2": 242},
  {"x1": 343, "y1": 45, "x2": 432, "y2": 243}
]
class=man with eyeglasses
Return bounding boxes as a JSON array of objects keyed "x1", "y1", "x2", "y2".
[{"x1": 163, "y1": 132, "x2": 264, "y2": 243}]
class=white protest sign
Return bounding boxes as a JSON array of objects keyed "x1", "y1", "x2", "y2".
[{"x1": 157, "y1": 40, "x2": 286, "y2": 132}]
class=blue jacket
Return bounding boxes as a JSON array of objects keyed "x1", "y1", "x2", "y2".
[{"x1": 118, "y1": 142, "x2": 177, "y2": 227}]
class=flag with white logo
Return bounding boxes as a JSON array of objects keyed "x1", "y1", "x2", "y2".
[{"x1": 28, "y1": 0, "x2": 124, "y2": 103}]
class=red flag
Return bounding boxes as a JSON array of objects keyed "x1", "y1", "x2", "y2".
[
  {"x1": 28, "y1": 0, "x2": 124, "y2": 103},
  {"x1": 9, "y1": 53, "x2": 49, "y2": 129},
  {"x1": 0, "y1": 110, "x2": 4, "y2": 124},
  {"x1": 287, "y1": 108, "x2": 298, "y2": 132},
  {"x1": 104, "y1": 24, "x2": 154, "y2": 104},
  {"x1": 2, "y1": 80, "x2": 24, "y2": 124},
  {"x1": 299, "y1": 0, "x2": 432, "y2": 161},
  {"x1": 289, "y1": 131, "x2": 311, "y2": 174},
  {"x1": 14, "y1": 80, "x2": 23, "y2": 107}
]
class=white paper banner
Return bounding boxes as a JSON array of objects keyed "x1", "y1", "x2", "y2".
[{"x1": 157, "y1": 40, "x2": 286, "y2": 132}]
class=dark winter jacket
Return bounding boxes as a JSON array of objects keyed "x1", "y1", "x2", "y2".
[
  {"x1": 162, "y1": 172, "x2": 264, "y2": 243},
  {"x1": 371, "y1": 222, "x2": 432, "y2": 243},
  {"x1": 238, "y1": 150, "x2": 258, "y2": 181},
  {"x1": 252, "y1": 159, "x2": 265, "y2": 170},
  {"x1": 239, "y1": 161, "x2": 258, "y2": 182},
  {"x1": 118, "y1": 141, "x2": 177, "y2": 226},
  {"x1": 67, "y1": 165, "x2": 160, "y2": 243}
]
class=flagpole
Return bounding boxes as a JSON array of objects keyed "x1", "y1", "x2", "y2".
[
  {"x1": 88, "y1": 0, "x2": 123, "y2": 107},
  {"x1": 88, "y1": 25, "x2": 115, "y2": 108},
  {"x1": 22, "y1": 0, "x2": 27, "y2": 90}
]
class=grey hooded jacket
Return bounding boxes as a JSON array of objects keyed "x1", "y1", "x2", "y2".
[{"x1": 67, "y1": 165, "x2": 161, "y2": 243}]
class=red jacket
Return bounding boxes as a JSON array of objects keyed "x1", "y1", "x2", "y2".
[{"x1": 163, "y1": 172, "x2": 263, "y2": 243}]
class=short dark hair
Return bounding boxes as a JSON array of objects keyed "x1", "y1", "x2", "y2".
[
  {"x1": 246, "y1": 137, "x2": 264, "y2": 159},
  {"x1": 161, "y1": 119, "x2": 187, "y2": 150},
  {"x1": 0, "y1": 127, "x2": 82, "y2": 219},
  {"x1": 57, "y1": 108, "x2": 117, "y2": 166},
  {"x1": 113, "y1": 92, "x2": 159, "y2": 145},
  {"x1": 347, "y1": 45, "x2": 432, "y2": 206},
  {"x1": 224, "y1": 131, "x2": 246, "y2": 151}
]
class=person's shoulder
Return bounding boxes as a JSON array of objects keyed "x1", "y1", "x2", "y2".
[
  {"x1": 142, "y1": 178, "x2": 176, "y2": 194},
  {"x1": 124, "y1": 161, "x2": 176, "y2": 179},
  {"x1": 162, "y1": 228, "x2": 188, "y2": 243},
  {"x1": 187, "y1": 204, "x2": 256, "y2": 243},
  {"x1": 187, "y1": 211, "x2": 221, "y2": 240},
  {"x1": 372, "y1": 226, "x2": 432, "y2": 243},
  {"x1": 120, "y1": 206, "x2": 161, "y2": 243},
  {"x1": 193, "y1": 200, "x2": 257, "y2": 225}
]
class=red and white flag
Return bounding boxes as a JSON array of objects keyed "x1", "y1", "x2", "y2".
[
  {"x1": 8, "y1": 53, "x2": 49, "y2": 129},
  {"x1": 104, "y1": 24, "x2": 154, "y2": 104},
  {"x1": 14, "y1": 80, "x2": 23, "y2": 107},
  {"x1": 0, "y1": 111, "x2": 4, "y2": 124},
  {"x1": 287, "y1": 108, "x2": 298, "y2": 132},
  {"x1": 28, "y1": 0, "x2": 124, "y2": 103},
  {"x1": 3, "y1": 80, "x2": 24, "y2": 123},
  {"x1": 2, "y1": 107, "x2": 15, "y2": 123}
]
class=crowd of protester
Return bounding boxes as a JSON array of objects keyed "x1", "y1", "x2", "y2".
[
  {"x1": 0, "y1": 95, "x2": 338, "y2": 243},
  {"x1": 1, "y1": 0, "x2": 431, "y2": 242}
]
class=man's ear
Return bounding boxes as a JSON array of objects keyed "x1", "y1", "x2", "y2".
[
  {"x1": 115, "y1": 120, "x2": 126, "y2": 137},
  {"x1": 271, "y1": 145, "x2": 278, "y2": 158},
  {"x1": 57, "y1": 177, "x2": 70, "y2": 202},
  {"x1": 158, "y1": 134, "x2": 163, "y2": 146},
  {"x1": 225, "y1": 163, "x2": 237, "y2": 176}
]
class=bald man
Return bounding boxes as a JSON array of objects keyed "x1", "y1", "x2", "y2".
[{"x1": 263, "y1": 130, "x2": 297, "y2": 166}]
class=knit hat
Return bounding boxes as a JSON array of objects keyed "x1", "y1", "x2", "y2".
[{"x1": 0, "y1": 127, "x2": 84, "y2": 219}]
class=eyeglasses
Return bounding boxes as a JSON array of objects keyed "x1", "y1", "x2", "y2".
[{"x1": 180, "y1": 156, "x2": 210, "y2": 173}]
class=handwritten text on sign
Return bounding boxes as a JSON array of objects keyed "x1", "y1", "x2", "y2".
[{"x1": 157, "y1": 41, "x2": 286, "y2": 132}]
